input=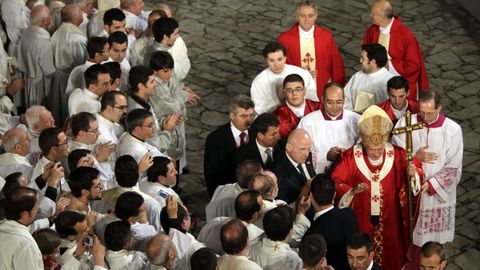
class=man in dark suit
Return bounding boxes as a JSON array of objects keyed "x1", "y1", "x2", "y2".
[
  {"x1": 235, "y1": 113, "x2": 282, "y2": 170},
  {"x1": 204, "y1": 95, "x2": 255, "y2": 197},
  {"x1": 304, "y1": 174, "x2": 359, "y2": 270},
  {"x1": 347, "y1": 233, "x2": 384, "y2": 270},
  {"x1": 273, "y1": 128, "x2": 316, "y2": 204}
]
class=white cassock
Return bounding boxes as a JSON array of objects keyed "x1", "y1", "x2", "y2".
[
  {"x1": 116, "y1": 132, "x2": 166, "y2": 164},
  {"x1": 392, "y1": 114, "x2": 463, "y2": 246},
  {"x1": 16, "y1": 25, "x2": 56, "y2": 108},
  {"x1": 143, "y1": 39, "x2": 191, "y2": 81},
  {"x1": 256, "y1": 200, "x2": 310, "y2": 243},
  {"x1": 0, "y1": 152, "x2": 33, "y2": 180},
  {"x1": 250, "y1": 64, "x2": 318, "y2": 114},
  {"x1": 0, "y1": 45, "x2": 16, "y2": 114},
  {"x1": 197, "y1": 217, "x2": 264, "y2": 255},
  {"x1": 92, "y1": 185, "x2": 163, "y2": 231},
  {"x1": 56, "y1": 238, "x2": 96, "y2": 270},
  {"x1": 130, "y1": 36, "x2": 153, "y2": 67},
  {"x1": 65, "y1": 60, "x2": 95, "y2": 99},
  {"x1": 218, "y1": 254, "x2": 263, "y2": 270},
  {"x1": 123, "y1": 10, "x2": 148, "y2": 33},
  {"x1": 96, "y1": 113, "x2": 124, "y2": 167},
  {"x1": 250, "y1": 238, "x2": 303, "y2": 270},
  {"x1": 106, "y1": 249, "x2": 148, "y2": 270},
  {"x1": 1, "y1": 0, "x2": 30, "y2": 56},
  {"x1": 138, "y1": 178, "x2": 182, "y2": 209},
  {"x1": 78, "y1": 12, "x2": 89, "y2": 35},
  {"x1": 0, "y1": 220, "x2": 44, "y2": 269},
  {"x1": 68, "y1": 88, "x2": 101, "y2": 116},
  {"x1": 343, "y1": 67, "x2": 395, "y2": 113},
  {"x1": 205, "y1": 183, "x2": 244, "y2": 221},
  {"x1": 169, "y1": 228, "x2": 205, "y2": 270},
  {"x1": 131, "y1": 222, "x2": 158, "y2": 251},
  {"x1": 69, "y1": 140, "x2": 116, "y2": 190},
  {"x1": 51, "y1": 22, "x2": 88, "y2": 71},
  {"x1": 298, "y1": 109, "x2": 360, "y2": 174}
]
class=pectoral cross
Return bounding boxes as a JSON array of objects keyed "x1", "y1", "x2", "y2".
[
  {"x1": 302, "y1": 53, "x2": 314, "y2": 71},
  {"x1": 272, "y1": 243, "x2": 279, "y2": 251},
  {"x1": 391, "y1": 110, "x2": 423, "y2": 270}
]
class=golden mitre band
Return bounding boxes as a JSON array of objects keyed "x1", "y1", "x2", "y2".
[{"x1": 358, "y1": 105, "x2": 393, "y2": 146}]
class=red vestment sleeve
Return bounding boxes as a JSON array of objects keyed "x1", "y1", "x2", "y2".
[{"x1": 330, "y1": 148, "x2": 356, "y2": 206}]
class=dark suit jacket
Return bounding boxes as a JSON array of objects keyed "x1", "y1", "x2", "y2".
[
  {"x1": 272, "y1": 150, "x2": 316, "y2": 204},
  {"x1": 304, "y1": 207, "x2": 359, "y2": 270},
  {"x1": 372, "y1": 262, "x2": 384, "y2": 270},
  {"x1": 234, "y1": 140, "x2": 282, "y2": 170},
  {"x1": 204, "y1": 123, "x2": 239, "y2": 197}
]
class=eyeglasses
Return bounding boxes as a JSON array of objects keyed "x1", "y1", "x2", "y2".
[
  {"x1": 285, "y1": 87, "x2": 305, "y2": 94},
  {"x1": 92, "y1": 183, "x2": 102, "y2": 190},
  {"x1": 235, "y1": 112, "x2": 256, "y2": 120},
  {"x1": 99, "y1": 81, "x2": 110, "y2": 88},
  {"x1": 54, "y1": 141, "x2": 69, "y2": 147},
  {"x1": 113, "y1": 105, "x2": 128, "y2": 110},
  {"x1": 86, "y1": 128, "x2": 100, "y2": 134},
  {"x1": 325, "y1": 100, "x2": 344, "y2": 105}
]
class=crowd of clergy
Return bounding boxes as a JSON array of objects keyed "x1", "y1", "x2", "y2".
[{"x1": 0, "y1": 0, "x2": 461, "y2": 269}]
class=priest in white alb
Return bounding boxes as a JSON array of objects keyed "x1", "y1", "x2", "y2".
[
  {"x1": 251, "y1": 41, "x2": 317, "y2": 115},
  {"x1": 0, "y1": 127, "x2": 34, "y2": 180},
  {"x1": 344, "y1": 43, "x2": 395, "y2": 113},
  {"x1": 392, "y1": 90, "x2": 462, "y2": 251},
  {"x1": 298, "y1": 83, "x2": 360, "y2": 174},
  {"x1": 16, "y1": 5, "x2": 56, "y2": 109}
]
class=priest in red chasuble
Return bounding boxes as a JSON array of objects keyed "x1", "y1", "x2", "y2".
[
  {"x1": 278, "y1": 1, "x2": 345, "y2": 99},
  {"x1": 331, "y1": 105, "x2": 424, "y2": 270}
]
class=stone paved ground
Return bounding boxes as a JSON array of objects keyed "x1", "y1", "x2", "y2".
[{"x1": 146, "y1": 0, "x2": 480, "y2": 268}]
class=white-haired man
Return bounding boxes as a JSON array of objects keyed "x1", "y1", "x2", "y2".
[{"x1": 25, "y1": 105, "x2": 55, "y2": 154}]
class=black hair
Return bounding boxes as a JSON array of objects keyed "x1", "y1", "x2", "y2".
[
  {"x1": 361, "y1": 43, "x2": 388, "y2": 68},
  {"x1": 262, "y1": 41, "x2": 287, "y2": 58},
  {"x1": 234, "y1": 190, "x2": 261, "y2": 221},
  {"x1": 310, "y1": 174, "x2": 335, "y2": 206},
  {"x1": 104, "y1": 220, "x2": 132, "y2": 251},
  {"x1": 152, "y1": 17, "x2": 179, "y2": 43},
  {"x1": 4, "y1": 187, "x2": 37, "y2": 220},
  {"x1": 220, "y1": 219, "x2": 248, "y2": 255},
  {"x1": 68, "y1": 166, "x2": 100, "y2": 198},
  {"x1": 347, "y1": 232, "x2": 373, "y2": 253},
  {"x1": 54, "y1": 211, "x2": 86, "y2": 238},
  {"x1": 115, "y1": 155, "x2": 140, "y2": 187},
  {"x1": 149, "y1": 51, "x2": 174, "y2": 71},
  {"x1": 87, "y1": 36, "x2": 108, "y2": 59},
  {"x1": 147, "y1": 156, "x2": 171, "y2": 183},
  {"x1": 38, "y1": 127, "x2": 63, "y2": 155},
  {"x1": 103, "y1": 8, "x2": 125, "y2": 26},
  {"x1": 263, "y1": 206, "x2": 294, "y2": 241},
  {"x1": 191, "y1": 248, "x2": 218, "y2": 270},
  {"x1": 299, "y1": 234, "x2": 327, "y2": 267},
  {"x1": 128, "y1": 65, "x2": 155, "y2": 93},
  {"x1": 283, "y1": 73, "x2": 304, "y2": 88},
  {"x1": 68, "y1": 149, "x2": 91, "y2": 172},
  {"x1": 115, "y1": 191, "x2": 144, "y2": 220},
  {"x1": 84, "y1": 64, "x2": 109, "y2": 88},
  {"x1": 251, "y1": 113, "x2": 279, "y2": 136},
  {"x1": 126, "y1": 108, "x2": 153, "y2": 132},
  {"x1": 387, "y1": 76, "x2": 410, "y2": 93}
]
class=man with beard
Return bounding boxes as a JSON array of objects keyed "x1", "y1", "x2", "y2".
[{"x1": 66, "y1": 166, "x2": 103, "y2": 213}]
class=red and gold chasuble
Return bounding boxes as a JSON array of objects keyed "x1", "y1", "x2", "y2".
[{"x1": 332, "y1": 143, "x2": 423, "y2": 270}]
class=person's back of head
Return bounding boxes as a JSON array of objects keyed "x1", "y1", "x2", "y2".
[
  {"x1": 299, "y1": 234, "x2": 328, "y2": 269},
  {"x1": 310, "y1": 174, "x2": 335, "y2": 207},
  {"x1": 146, "y1": 234, "x2": 176, "y2": 268},
  {"x1": 420, "y1": 241, "x2": 447, "y2": 270},
  {"x1": 115, "y1": 155, "x2": 139, "y2": 187},
  {"x1": 38, "y1": 127, "x2": 63, "y2": 156},
  {"x1": 191, "y1": 247, "x2": 218, "y2": 270},
  {"x1": 234, "y1": 190, "x2": 262, "y2": 222},
  {"x1": 249, "y1": 173, "x2": 276, "y2": 200},
  {"x1": 115, "y1": 191, "x2": 144, "y2": 221},
  {"x1": 87, "y1": 36, "x2": 109, "y2": 60},
  {"x1": 104, "y1": 220, "x2": 132, "y2": 251},
  {"x1": 361, "y1": 43, "x2": 388, "y2": 68},
  {"x1": 54, "y1": 211, "x2": 86, "y2": 239},
  {"x1": 32, "y1": 228, "x2": 62, "y2": 256},
  {"x1": 263, "y1": 206, "x2": 294, "y2": 242},
  {"x1": 220, "y1": 219, "x2": 248, "y2": 256},
  {"x1": 4, "y1": 187, "x2": 37, "y2": 222},
  {"x1": 160, "y1": 202, "x2": 189, "y2": 234},
  {"x1": 235, "y1": 160, "x2": 262, "y2": 189},
  {"x1": 147, "y1": 156, "x2": 171, "y2": 183}
]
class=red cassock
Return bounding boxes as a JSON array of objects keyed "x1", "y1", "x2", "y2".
[
  {"x1": 363, "y1": 16, "x2": 429, "y2": 100},
  {"x1": 272, "y1": 99, "x2": 321, "y2": 138},
  {"x1": 377, "y1": 99, "x2": 420, "y2": 125},
  {"x1": 278, "y1": 24, "x2": 346, "y2": 98},
  {"x1": 331, "y1": 144, "x2": 424, "y2": 270}
]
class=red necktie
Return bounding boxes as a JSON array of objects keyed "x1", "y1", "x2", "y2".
[{"x1": 240, "y1": 132, "x2": 248, "y2": 146}]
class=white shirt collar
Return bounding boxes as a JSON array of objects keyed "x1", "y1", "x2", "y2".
[
  {"x1": 230, "y1": 121, "x2": 248, "y2": 146},
  {"x1": 313, "y1": 205, "x2": 334, "y2": 221},
  {"x1": 380, "y1": 17, "x2": 394, "y2": 34},
  {"x1": 256, "y1": 139, "x2": 272, "y2": 163},
  {"x1": 83, "y1": 88, "x2": 100, "y2": 100},
  {"x1": 367, "y1": 260, "x2": 374, "y2": 270},
  {"x1": 391, "y1": 101, "x2": 408, "y2": 119},
  {"x1": 286, "y1": 100, "x2": 306, "y2": 117},
  {"x1": 286, "y1": 151, "x2": 299, "y2": 167},
  {"x1": 299, "y1": 25, "x2": 314, "y2": 38}
]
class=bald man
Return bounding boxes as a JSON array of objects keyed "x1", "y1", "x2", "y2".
[
  {"x1": 272, "y1": 128, "x2": 316, "y2": 204},
  {"x1": 363, "y1": 0, "x2": 429, "y2": 99},
  {"x1": 0, "y1": 127, "x2": 33, "y2": 180},
  {"x1": 146, "y1": 234, "x2": 177, "y2": 269},
  {"x1": 16, "y1": 5, "x2": 56, "y2": 110}
]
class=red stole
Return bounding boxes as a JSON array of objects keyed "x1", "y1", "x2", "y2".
[{"x1": 378, "y1": 99, "x2": 419, "y2": 125}]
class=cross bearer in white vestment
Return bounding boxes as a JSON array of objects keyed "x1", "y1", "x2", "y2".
[
  {"x1": 392, "y1": 90, "x2": 462, "y2": 250},
  {"x1": 344, "y1": 44, "x2": 395, "y2": 113}
]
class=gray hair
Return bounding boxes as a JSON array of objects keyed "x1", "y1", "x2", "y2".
[
  {"x1": 250, "y1": 173, "x2": 275, "y2": 199},
  {"x1": 2, "y1": 128, "x2": 22, "y2": 152},
  {"x1": 228, "y1": 94, "x2": 255, "y2": 113},
  {"x1": 147, "y1": 235, "x2": 172, "y2": 266},
  {"x1": 25, "y1": 105, "x2": 47, "y2": 127},
  {"x1": 30, "y1": 5, "x2": 50, "y2": 26}
]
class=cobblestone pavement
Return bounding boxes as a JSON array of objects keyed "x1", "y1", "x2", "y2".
[{"x1": 146, "y1": 0, "x2": 479, "y2": 268}]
